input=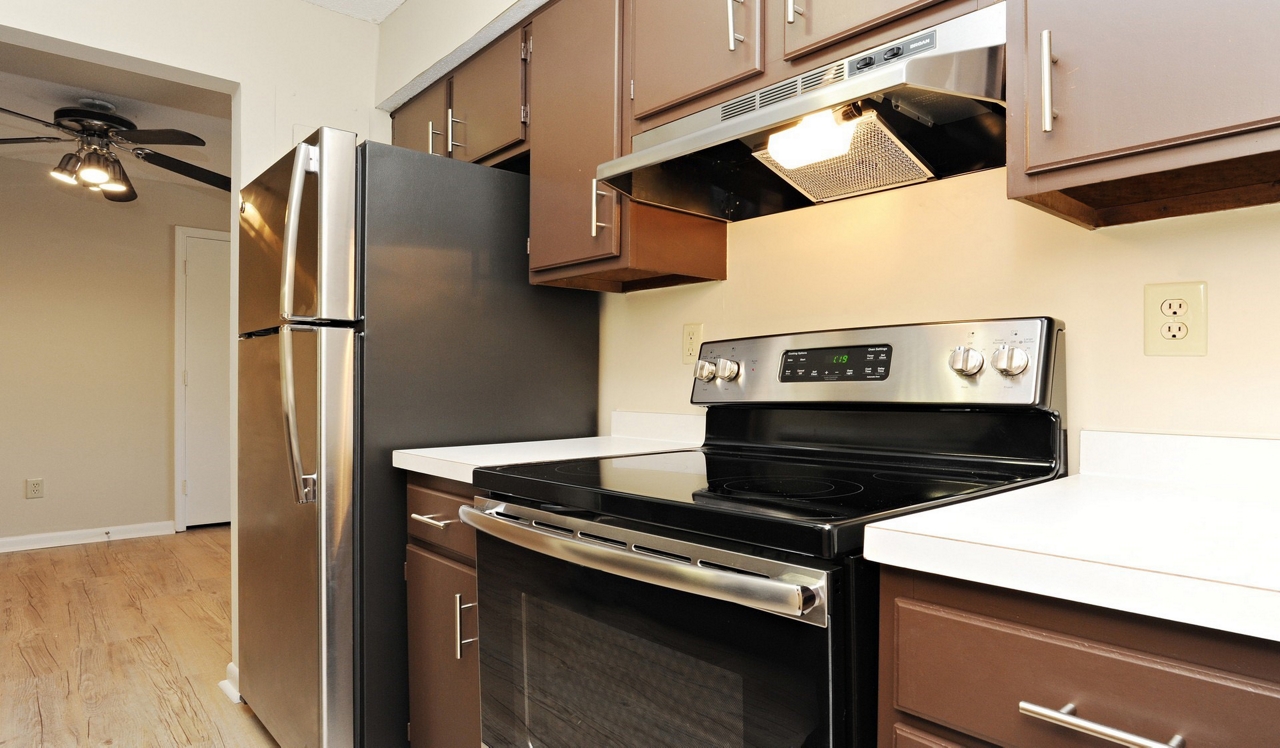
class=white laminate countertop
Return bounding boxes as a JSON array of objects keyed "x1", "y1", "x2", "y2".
[
  {"x1": 864, "y1": 430, "x2": 1280, "y2": 643},
  {"x1": 392, "y1": 411, "x2": 704, "y2": 484}
]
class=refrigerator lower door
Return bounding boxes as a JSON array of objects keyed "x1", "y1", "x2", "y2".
[{"x1": 239, "y1": 326, "x2": 355, "y2": 747}]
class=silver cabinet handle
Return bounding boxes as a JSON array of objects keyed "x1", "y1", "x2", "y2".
[
  {"x1": 787, "y1": 0, "x2": 803, "y2": 23},
  {"x1": 460, "y1": 505, "x2": 820, "y2": 620},
  {"x1": 1020, "y1": 702, "x2": 1186, "y2": 748},
  {"x1": 279, "y1": 325, "x2": 317, "y2": 505},
  {"x1": 1041, "y1": 29, "x2": 1059, "y2": 132},
  {"x1": 447, "y1": 107, "x2": 464, "y2": 154},
  {"x1": 280, "y1": 142, "x2": 318, "y2": 322},
  {"x1": 410, "y1": 513, "x2": 456, "y2": 530},
  {"x1": 727, "y1": 0, "x2": 746, "y2": 50},
  {"x1": 454, "y1": 593, "x2": 478, "y2": 659},
  {"x1": 590, "y1": 178, "x2": 610, "y2": 238},
  {"x1": 427, "y1": 120, "x2": 444, "y2": 156}
]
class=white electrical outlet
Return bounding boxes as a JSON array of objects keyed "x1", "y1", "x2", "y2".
[
  {"x1": 682, "y1": 323, "x2": 704, "y2": 364},
  {"x1": 25, "y1": 479, "x2": 44, "y2": 499},
  {"x1": 1145, "y1": 282, "x2": 1207, "y2": 356}
]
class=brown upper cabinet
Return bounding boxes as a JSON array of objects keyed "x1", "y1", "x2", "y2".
[
  {"x1": 1008, "y1": 0, "x2": 1280, "y2": 227},
  {"x1": 449, "y1": 28, "x2": 528, "y2": 162},
  {"x1": 392, "y1": 79, "x2": 448, "y2": 157},
  {"x1": 782, "y1": 0, "x2": 945, "y2": 60},
  {"x1": 631, "y1": 0, "x2": 765, "y2": 118}
]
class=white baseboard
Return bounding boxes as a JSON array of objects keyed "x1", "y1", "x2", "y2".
[
  {"x1": 218, "y1": 662, "x2": 242, "y2": 704},
  {"x1": 0, "y1": 520, "x2": 175, "y2": 554}
]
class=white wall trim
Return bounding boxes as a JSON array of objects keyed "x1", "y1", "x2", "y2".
[
  {"x1": 0, "y1": 521, "x2": 175, "y2": 554},
  {"x1": 218, "y1": 662, "x2": 242, "y2": 703},
  {"x1": 377, "y1": 0, "x2": 553, "y2": 112},
  {"x1": 174, "y1": 226, "x2": 234, "y2": 532}
]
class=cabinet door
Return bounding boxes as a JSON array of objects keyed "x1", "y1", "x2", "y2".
[
  {"x1": 450, "y1": 29, "x2": 526, "y2": 162},
  {"x1": 1022, "y1": 0, "x2": 1280, "y2": 174},
  {"x1": 392, "y1": 80, "x2": 449, "y2": 157},
  {"x1": 782, "y1": 0, "x2": 944, "y2": 60},
  {"x1": 632, "y1": 0, "x2": 764, "y2": 119},
  {"x1": 528, "y1": 0, "x2": 623, "y2": 270},
  {"x1": 406, "y1": 545, "x2": 480, "y2": 747}
]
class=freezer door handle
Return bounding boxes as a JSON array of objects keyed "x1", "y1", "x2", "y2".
[
  {"x1": 280, "y1": 142, "x2": 318, "y2": 323},
  {"x1": 279, "y1": 325, "x2": 317, "y2": 504}
]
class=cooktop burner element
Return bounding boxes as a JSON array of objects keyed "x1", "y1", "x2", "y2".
[{"x1": 475, "y1": 318, "x2": 1067, "y2": 557}]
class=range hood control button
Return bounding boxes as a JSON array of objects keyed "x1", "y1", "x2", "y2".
[
  {"x1": 855, "y1": 56, "x2": 875, "y2": 70},
  {"x1": 948, "y1": 346, "x2": 984, "y2": 377},
  {"x1": 695, "y1": 360, "x2": 718, "y2": 382},
  {"x1": 715, "y1": 358, "x2": 742, "y2": 381},
  {"x1": 992, "y1": 345, "x2": 1029, "y2": 376},
  {"x1": 883, "y1": 46, "x2": 903, "y2": 60}
]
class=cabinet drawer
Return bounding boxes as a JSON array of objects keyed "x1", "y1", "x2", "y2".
[
  {"x1": 894, "y1": 599, "x2": 1280, "y2": 747},
  {"x1": 407, "y1": 485, "x2": 476, "y2": 560}
]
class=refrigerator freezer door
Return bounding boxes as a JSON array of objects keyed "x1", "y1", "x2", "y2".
[
  {"x1": 239, "y1": 326, "x2": 355, "y2": 747},
  {"x1": 239, "y1": 128, "x2": 357, "y2": 335}
]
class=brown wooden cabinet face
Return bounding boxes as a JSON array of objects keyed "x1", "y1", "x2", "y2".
[
  {"x1": 631, "y1": 0, "x2": 765, "y2": 119},
  {"x1": 528, "y1": 0, "x2": 623, "y2": 270},
  {"x1": 392, "y1": 80, "x2": 449, "y2": 157},
  {"x1": 450, "y1": 29, "x2": 526, "y2": 162},
  {"x1": 782, "y1": 0, "x2": 944, "y2": 60},
  {"x1": 406, "y1": 545, "x2": 480, "y2": 747},
  {"x1": 1021, "y1": 0, "x2": 1280, "y2": 174}
]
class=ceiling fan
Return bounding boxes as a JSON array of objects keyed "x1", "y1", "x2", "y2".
[{"x1": 0, "y1": 98, "x2": 230, "y2": 202}]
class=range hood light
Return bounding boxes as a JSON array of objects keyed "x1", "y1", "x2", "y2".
[{"x1": 766, "y1": 109, "x2": 858, "y2": 170}]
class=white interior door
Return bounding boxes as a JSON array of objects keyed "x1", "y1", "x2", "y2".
[{"x1": 177, "y1": 228, "x2": 233, "y2": 528}]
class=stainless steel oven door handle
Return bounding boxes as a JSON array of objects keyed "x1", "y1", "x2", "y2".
[{"x1": 460, "y1": 505, "x2": 820, "y2": 620}]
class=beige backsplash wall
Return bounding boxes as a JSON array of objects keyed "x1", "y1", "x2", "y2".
[{"x1": 600, "y1": 167, "x2": 1280, "y2": 471}]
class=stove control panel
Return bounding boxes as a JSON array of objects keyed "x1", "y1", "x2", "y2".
[{"x1": 691, "y1": 318, "x2": 1065, "y2": 410}]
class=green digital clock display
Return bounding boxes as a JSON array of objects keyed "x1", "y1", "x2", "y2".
[{"x1": 831, "y1": 354, "x2": 849, "y2": 364}]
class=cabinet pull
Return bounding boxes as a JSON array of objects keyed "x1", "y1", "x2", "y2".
[
  {"x1": 786, "y1": 0, "x2": 803, "y2": 23},
  {"x1": 427, "y1": 120, "x2": 444, "y2": 156},
  {"x1": 727, "y1": 0, "x2": 746, "y2": 50},
  {"x1": 410, "y1": 513, "x2": 456, "y2": 530},
  {"x1": 447, "y1": 107, "x2": 465, "y2": 153},
  {"x1": 1019, "y1": 702, "x2": 1185, "y2": 748},
  {"x1": 454, "y1": 593, "x2": 478, "y2": 659},
  {"x1": 1040, "y1": 29, "x2": 1059, "y2": 132},
  {"x1": 590, "y1": 178, "x2": 611, "y2": 237}
]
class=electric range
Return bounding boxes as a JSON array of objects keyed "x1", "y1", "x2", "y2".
[{"x1": 465, "y1": 318, "x2": 1066, "y2": 747}]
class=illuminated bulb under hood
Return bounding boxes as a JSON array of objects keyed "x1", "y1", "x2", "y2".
[{"x1": 766, "y1": 110, "x2": 858, "y2": 170}]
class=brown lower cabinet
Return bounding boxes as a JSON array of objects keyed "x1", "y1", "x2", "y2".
[
  {"x1": 878, "y1": 567, "x2": 1280, "y2": 747},
  {"x1": 406, "y1": 476, "x2": 482, "y2": 747}
]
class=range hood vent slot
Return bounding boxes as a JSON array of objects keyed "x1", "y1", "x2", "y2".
[
  {"x1": 721, "y1": 96, "x2": 758, "y2": 121},
  {"x1": 758, "y1": 80, "x2": 800, "y2": 108},
  {"x1": 799, "y1": 63, "x2": 845, "y2": 93}
]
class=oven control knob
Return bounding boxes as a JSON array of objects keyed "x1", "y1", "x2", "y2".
[
  {"x1": 948, "y1": 346, "x2": 984, "y2": 376},
  {"x1": 694, "y1": 359, "x2": 718, "y2": 382},
  {"x1": 715, "y1": 358, "x2": 741, "y2": 381},
  {"x1": 992, "y1": 345, "x2": 1030, "y2": 376}
]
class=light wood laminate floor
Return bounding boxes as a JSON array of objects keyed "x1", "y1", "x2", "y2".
[{"x1": 0, "y1": 526, "x2": 277, "y2": 747}]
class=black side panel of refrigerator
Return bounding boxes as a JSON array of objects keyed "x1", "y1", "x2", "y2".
[{"x1": 355, "y1": 141, "x2": 600, "y2": 747}]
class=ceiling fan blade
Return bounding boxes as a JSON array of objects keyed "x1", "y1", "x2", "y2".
[
  {"x1": 113, "y1": 129, "x2": 206, "y2": 146},
  {"x1": 0, "y1": 136, "x2": 72, "y2": 145},
  {"x1": 102, "y1": 185, "x2": 139, "y2": 202},
  {"x1": 0, "y1": 105, "x2": 75, "y2": 134},
  {"x1": 133, "y1": 148, "x2": 231, "y2": 191}
]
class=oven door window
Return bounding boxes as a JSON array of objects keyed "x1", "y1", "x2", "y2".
[{"x1": 476, "y1": 534, "x2": 843, "y2": 748}]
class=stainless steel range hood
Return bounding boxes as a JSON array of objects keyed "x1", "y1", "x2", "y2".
[{"x1": 597, "y1": 3, "x2": 1007, "y2": 222}]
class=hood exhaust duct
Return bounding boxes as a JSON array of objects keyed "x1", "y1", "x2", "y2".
[{"x1": 597, "y1": 3, "x2": 1007, "y2": 222}]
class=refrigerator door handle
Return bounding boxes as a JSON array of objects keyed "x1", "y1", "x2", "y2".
[
  {"x1": 280, "y1": 142, "x2": 319, "y2": 323},
  {"x1": 279, "y1": 325, "x2": 317, "y2": 504}
]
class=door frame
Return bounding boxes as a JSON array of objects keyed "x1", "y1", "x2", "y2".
[{"x1": 174, "y1": 226, "x2": 234, "y2": 532}]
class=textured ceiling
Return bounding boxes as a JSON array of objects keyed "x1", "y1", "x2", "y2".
[{"x1": 302, "y1": 0, "x2": 407, "y2": 23}]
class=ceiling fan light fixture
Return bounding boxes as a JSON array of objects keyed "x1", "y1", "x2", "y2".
[
  {"x1": 78, "y1": 150, "x2": 111, "y2": 184},
  {"x1": 100, "y1": 158, "x2": 131, "y2": 192},
  {"x1": 50, "y1": 152, "x2": 81, "y2": 184}
]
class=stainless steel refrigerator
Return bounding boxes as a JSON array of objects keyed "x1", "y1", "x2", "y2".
[{"x1": 237, "y1": 127, "x2": 598, "y2": 748}]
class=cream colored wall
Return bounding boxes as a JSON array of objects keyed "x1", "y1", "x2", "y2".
[
  {"x1": 0, "y1": 158, "x2": 229, "y2": 536},
  {"x1": 600, "y1": 168, "x2": 1280, "y2": 470},
  {"x1": 377, "y1": 0, "x2": 517, "y2": 104}
]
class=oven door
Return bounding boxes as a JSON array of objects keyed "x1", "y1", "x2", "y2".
[{"x1": 460, "y1": 499, "x2": 846, "y2": 748}]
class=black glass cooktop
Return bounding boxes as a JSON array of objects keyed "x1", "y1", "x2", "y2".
[{"x1": 474, "y1": 449, "x2": 1030, "y2": 557}]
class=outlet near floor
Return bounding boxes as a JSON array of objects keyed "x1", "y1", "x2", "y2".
[
  {"x1": 682, "y1": 323, "x2": 703, "y2": 364},
  {"x1": 25, "y1": 478, "x2": 44, "y2": 499},
  {"x1": 1145, "y1": 282, "x2": 1207, "y2": 356}
]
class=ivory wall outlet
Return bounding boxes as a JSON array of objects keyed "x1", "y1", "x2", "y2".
[
  {"x1": 682, "y1": 323, "x2": 704, "y2": 364},
  {"x1": 25, "y1": 479, "x2": 44, "y2": 499},
  {"x1": 1145, "y1": 282, "x2": 1207, "y2": 356}
]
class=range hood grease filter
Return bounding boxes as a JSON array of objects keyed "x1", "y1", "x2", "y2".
[{"x1": 597, "y1": 4, "x2": 1007, "y2": 222}]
